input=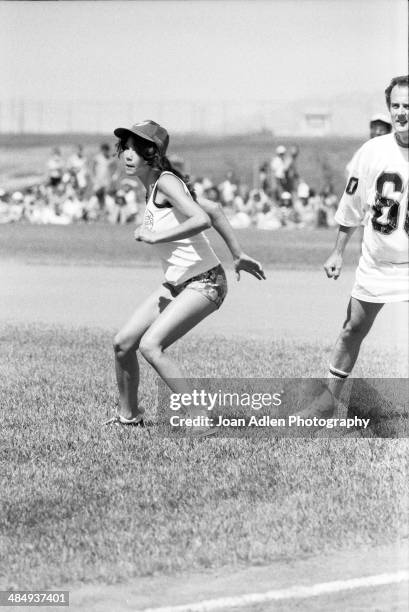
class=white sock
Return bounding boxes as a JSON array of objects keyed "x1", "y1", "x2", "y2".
[
  {"x1": 327, "y1": 365, "x2": 352, "y2": 416},
  {"x1": 328, "y1": 365, "x2": 350, "y2": 379}
]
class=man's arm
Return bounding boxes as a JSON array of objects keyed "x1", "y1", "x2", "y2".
[
  {"x1": 324, "y1": 225, "x2": 357, "y2": 279},
  {"x1": 197, "y1": 197, "x2": 265, "y2": 280}
]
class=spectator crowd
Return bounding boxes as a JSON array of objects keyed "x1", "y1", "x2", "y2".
[
  {"x1": 0, "y1": 142, "x2": 338, "y2": 230},
  {"x1": 0, "y1": 143, "x2": 145, "y2": 226},
  {"x1": 194, "y1": 145, "x2": 338, "y2": 231}
]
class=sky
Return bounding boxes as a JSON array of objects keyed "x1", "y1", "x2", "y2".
[{"x1": 0, "y1": 0, "x2": 407, "y2": 133}]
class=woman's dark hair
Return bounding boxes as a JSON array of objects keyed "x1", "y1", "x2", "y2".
[{"x1": 116, "y1": 136, "x2": 197, "y2": 200}]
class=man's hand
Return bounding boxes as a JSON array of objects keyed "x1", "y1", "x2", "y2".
[
  {"x1": 134, "y1": 227, "x2": 156, "y2": 244},
  {"x1": 233, "y1": 253, "x2": 266, "y2": 281},
  {"x1": 324, "y1": 252, "x2": 343, "y2": 279}
]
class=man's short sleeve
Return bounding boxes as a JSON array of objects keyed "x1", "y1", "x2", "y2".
[{"x1": 335, "y1": 145, "x2": 367, "y2": 227}]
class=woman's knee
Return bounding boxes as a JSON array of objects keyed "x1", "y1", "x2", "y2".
[
  {"x1": 139, "y1": 334, "x2": 162, "y2": 364},
  {"x1": 113, "y1": 333, "x2": 138, "y2": 361}
]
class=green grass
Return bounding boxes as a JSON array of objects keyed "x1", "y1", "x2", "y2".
[
  {"x1": 1, "y1": 324, "x2": 407, "y2": 589},
  {"x1": 0, "y1": 224, "x2": 362, "y2": 269}
]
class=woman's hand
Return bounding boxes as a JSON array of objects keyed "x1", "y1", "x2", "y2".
[
  {"x1": 134, "y1": 227, "x2": 156, "y2": 244},
  {"x1": 233, "y1": 253, "x2": 266, "y2": 281}
]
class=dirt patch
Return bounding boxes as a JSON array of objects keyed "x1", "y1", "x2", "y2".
[{"x1": 1, "y1": 263, "x2": 407, "y2": 357}]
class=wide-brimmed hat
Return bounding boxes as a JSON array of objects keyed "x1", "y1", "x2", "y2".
[{"x1": 114, "y1": 120, "x2": 169, "y2": 155}]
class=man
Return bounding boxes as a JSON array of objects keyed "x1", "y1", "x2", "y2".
[
  {"x1": 345, "y1": 113, "x2": 392, "y2": 177},
  {"x1": 270, "y1": 145, "x2": 288, "y2": 199},
  {"x1": 68, "y1": 145, "x2": 88, "y2": 195},
  {"x1": 46, "y1": 147, "x2": 64, "y2": 187},
  {"x1": 285, "y1": 145, "x2": 300, "y2": 194},
  {"x1": 218, "y1": 171, "x2": 238, "y2": 208},
  {"x1": 91, "y1": 143, "x2": 118, "y2": 209},
  {"x1": 369, "y1": 113, "x2": 392, "y2": 139},
  {"x1": 322, "y1": 75, "x2": 408, "y2": 405},
  {"x1": 271, "y1": 145, "x2": 298, "y2": 199}
]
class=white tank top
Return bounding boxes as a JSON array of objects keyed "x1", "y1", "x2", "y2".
[{"x1": 143, "y1": 171, "x2": 220, "y2": 285}]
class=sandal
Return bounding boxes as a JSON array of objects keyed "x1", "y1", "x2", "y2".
[{"x1": 103, "y1": 414, "x2": 145, "y2": 427}]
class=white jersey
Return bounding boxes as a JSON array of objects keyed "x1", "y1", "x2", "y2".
[
  {"x1": 336, "y1": 134, "x2": 408, "y2": 302},
  {"x1": 143, "y1": 172, "x2": 220, "y2": 285}
]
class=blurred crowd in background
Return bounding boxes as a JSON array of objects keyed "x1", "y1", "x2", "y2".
[
  {"x1": 0, "y1": 142, "x2": 339, "y2": 229},
  {"x1": 196, "y1": 145, "x2": 338, "y2": 230}
]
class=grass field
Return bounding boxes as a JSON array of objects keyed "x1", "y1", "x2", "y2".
[
  {"x1": 0, "y1": 220, "x2": 408, "y2": 603},
  {"x1": 1, "y1": 325, "x2": 408, "y2": 590}
]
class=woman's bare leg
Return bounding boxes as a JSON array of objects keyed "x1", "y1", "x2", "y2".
[
  {"x1": 113, "y1": 284, "x2": 172, "y2": 419},
  {"x1": 138, "y1": 289, "x2": 217, "y2": 394}
]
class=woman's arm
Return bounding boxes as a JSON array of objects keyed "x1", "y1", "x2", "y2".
[
  {"x1": 197, "y1": 197, "x2": 265, "y2": 280},
  {"x1": 135, "y1": 174, "x2": 210, "y2": 244}
]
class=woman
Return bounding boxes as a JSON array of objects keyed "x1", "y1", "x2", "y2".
[{"x1": 106, "y1": 120, "x2": 264, "y2": 429}]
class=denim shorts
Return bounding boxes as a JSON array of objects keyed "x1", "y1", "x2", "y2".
[{"x1": 163, "y1": 264, "x2": 227, "y2": 309}]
